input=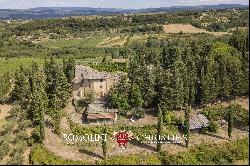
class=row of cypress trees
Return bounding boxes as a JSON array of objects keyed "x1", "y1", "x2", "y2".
[{"x1": 11, "y1": 57, "x2": 75, "y2": 142}]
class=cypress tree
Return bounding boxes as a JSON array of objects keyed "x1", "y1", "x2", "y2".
[
  {"x1": 101, "y1": 126, "x2": 108, "y2": 158},
  {"x1": 156, "y1": 105, "x2": 163, "y2": 152},
  {"x1": 184, "y1": 106, "x2": 191, "y2": 148},
  {"x1": 228, "y1": 106, "x2": 233, "y2": 139},
  {"x1": 63, "y1": 57, "x2": 76, "y2": 84},
  {"x1": 50, "y1": 94, "x2": 62, "y2": 135},
  {"x1": 141, "y1": 67, "x2": 156, "y2": 107},
  {"x1": 11, "y1": 67, "x2": 31, "y2": 110},
  {"x1": 28, "y1": 63, "x2": 48, "y2": 142},
  {"x1": 56, "y1": 68, "x2": 71, "y2": 108},
  {"x1": 201, "y1": 56, "x2": 218, "y2": 103},
  {"x1": 129, "y1": 83, "x2": 143, "y2": 108}
]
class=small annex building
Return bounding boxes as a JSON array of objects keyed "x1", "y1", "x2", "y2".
[
  {"x1": 189, "y1": 114, "x2": 210, "y2": 132},
  {"x1": 82, "y1": 102, "x2": 118, "y2": 125}
]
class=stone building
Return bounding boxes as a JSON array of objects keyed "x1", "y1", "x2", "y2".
[{"x1": 72, "y1": 65, "x2": 120, "y2": 99}]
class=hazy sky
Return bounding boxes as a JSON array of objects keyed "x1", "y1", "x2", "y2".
[{"x1": 0, "y1": 0, "x2": 249, "y2": 9}]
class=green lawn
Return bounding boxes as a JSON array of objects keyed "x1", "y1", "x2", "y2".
[{"x1": 40, "y1": 36, "x2": 104, "y2": 48}]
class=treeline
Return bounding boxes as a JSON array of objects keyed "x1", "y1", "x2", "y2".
[
  {"x1": 0, "y1": 33, "x2": 105, "y2": 58},
  {"x1": 13, "y1": 17, "x2": 132, "y2": 36},
  {"x1": 0, "y1": 72, "x2": 11, "y2": 100},
  {"x1": 12, "y1": 9, "x2": 248, "y2": 36},
  {"x1": 108, "y1": 28, "x2": 249, "y2": 114},
  {"x1": 10, "y1": 57, "x2": 75, "y2": 142},
  {"x1": 191, "y1": 9, "x2": 249, "y2": 32}
]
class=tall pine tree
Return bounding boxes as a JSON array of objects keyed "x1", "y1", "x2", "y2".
[
  {"x1": 156, "y1": 105, "x2": 163, "y2": 152},
  {"x1": 184, "y1": 106, "x2": 191, "y2": 148}
]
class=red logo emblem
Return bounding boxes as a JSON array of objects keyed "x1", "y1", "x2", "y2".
[{"x1": 112, "y1": 130, "x2": 133, "y2": 149}]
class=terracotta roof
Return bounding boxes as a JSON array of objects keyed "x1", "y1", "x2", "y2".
[
  {"x1": 87, "y1": 113, "x2": 115, "y2": 120},
  {"x1": 189, "y1": 114, "x2": 209, "y2": 130}
]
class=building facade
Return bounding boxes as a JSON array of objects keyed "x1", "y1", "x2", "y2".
[{"x1": 72, "y1": 65, "x2": 120, "y2": 99}]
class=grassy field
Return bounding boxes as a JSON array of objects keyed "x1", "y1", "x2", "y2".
[
  {"x1": 0, "y1": 56, "x2": 102, "y2": 77},
  {"x1": 40, "y1": 36, "x2": 104, "y2": 48},
  {"x1": 75, "y1": 57, "x2": 103, "y2": 65},
  {"x1": 97, "y1": 36, "x2": 129, "y2": 47}
]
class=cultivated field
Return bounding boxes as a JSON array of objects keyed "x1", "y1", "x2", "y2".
[
  {"x1": 40, "y1": 37, "x2": 104, "y2": 48},
  {"x1": 163, "y1": 24, "x2": 229, "y2": 36},
  {"x1": 97, "y1": 36, "x2": 128, "y2": 47},
  {"x1": 0, "y1": 57, "x2": 62, "y2": 76}
]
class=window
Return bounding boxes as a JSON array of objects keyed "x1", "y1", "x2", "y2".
[
  {"x1": 89, "y1": 85, "x2": 91, "y2": 88},
  {"x1": 100, "y1": 85, "x2": 103, "y2": 89},
  {"x1": 81, "y1": 74, "x2": 83, "y2": 77},
  {"x1": 88, "y1": 79, "x2": 90, "y2": 82},
  {"x1": 81, "y1": 80, "x2": 84, "y2": 87},
  {"x1": 100, "y1": 79, "x2": 103, "y2": 82}
]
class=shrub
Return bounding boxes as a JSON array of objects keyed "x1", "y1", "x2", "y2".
[
  {"x1": 162, "y1": 138, "x2": 249, "y2": 165},
  {"x1": 164, "y1": 111, "x2": 176, "y2": 125},
  {"x1": 0, "y1": 141, "x2": 10, "y2": 159},
  {"x1": 17, "y1": 120, "x2": 32, "y2": 130},
  {"x1": 201, "y1": 106, "x2": 225, "y2": 121},
  {"x1": 207, "y1": 121, "x2": 219, "y2": 133},
  {"x1": 200, "y1": 127, "x2": 208, "y2": 134},
  {"x1": 6, "y1": 152, "x2": 24, "y2": 165},
  {"x1": 30, "y1": 145, "x2": 91, "y2": 165},
  {"x1": 0, "y1": 122, "x2": 15, "y2": 135},
  {"x1": 32, "y1": 126, "x2": 43, "y2": 143},
  {"x1": 14, "y1": 131, "x2": 29, "y2": 143},
  {"x1": 228, "y1": 104, "x2": 249, "y2": 129},
  {"x1": 11, "y1": 141, "x2": 27, "y2": 155},
  {"x1": 98, "y1": 154, "x2": 161, "y2": 165},
  {"x1": 131, "y1": 107, "x2": 145, "y2": 119},
  {"x1": 202, "y1": 104, "x2": 249, "y2": 129},
  {"x1": 77, "y1": 99, "x2": 88, "y2": 109}
]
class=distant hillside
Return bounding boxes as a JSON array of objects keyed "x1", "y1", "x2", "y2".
[{"x1": 0, "y1": 4, "x2": 248, "y2": 20}]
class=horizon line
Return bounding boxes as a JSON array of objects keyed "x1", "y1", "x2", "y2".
[{"x1": 0, "y1": 3, "x2": 249, "y2": 10}]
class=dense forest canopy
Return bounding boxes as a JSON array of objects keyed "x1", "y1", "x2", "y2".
[{"x1": 107, "y1": 29, "x2": 249, "y2": 114}]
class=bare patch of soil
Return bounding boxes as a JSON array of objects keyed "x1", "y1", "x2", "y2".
[{"x1": 0, "y1": 104, "x2": 12, "y2": 120}]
